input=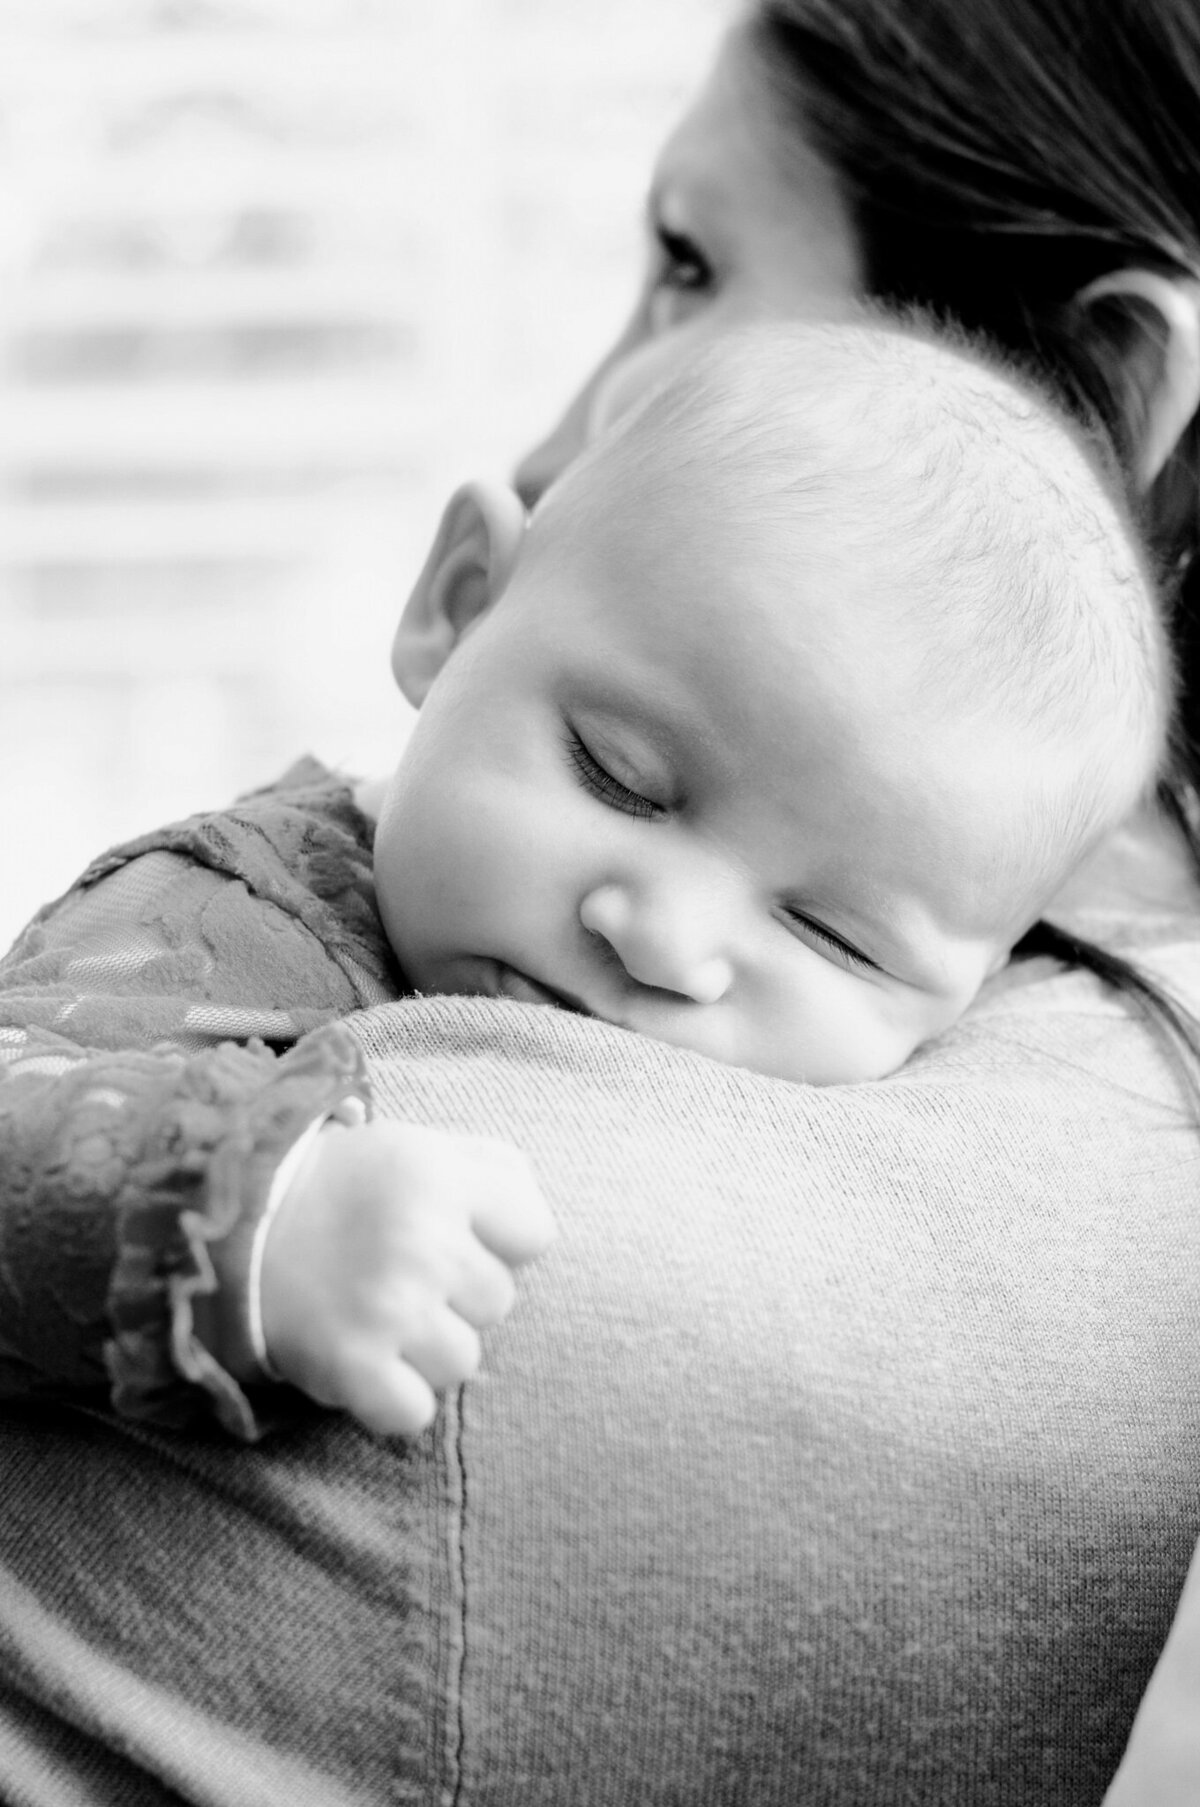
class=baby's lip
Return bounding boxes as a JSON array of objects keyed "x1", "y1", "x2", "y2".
[{"x1": 495, "y1": 964, "x2": 592, "y2": 1016}]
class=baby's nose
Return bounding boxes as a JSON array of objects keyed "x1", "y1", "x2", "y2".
[{"x1": 579, "y1": 882, "x2": 732, "y2": 1004}]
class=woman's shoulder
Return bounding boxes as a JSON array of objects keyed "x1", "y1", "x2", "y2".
[
  {"x1": 1045, "y1": 812, "x2": 1200, "y2": 1014},
  {"x1": 1050, "y1": 809, "x2": 1200, "y2": 932}
]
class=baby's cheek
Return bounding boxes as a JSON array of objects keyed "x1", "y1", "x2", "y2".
[
  {"x1": 451, "y1": 768, "x2": 576, "y2": 927},
  {"x1": 753, "y1": 970, "x2": 924, "y2": 1086},
  {"x1": 374, "y1": 769, "x2": 489, "y2": 958}
]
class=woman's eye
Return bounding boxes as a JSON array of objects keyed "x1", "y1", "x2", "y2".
[
  {"x1": 781, "y1": 909, "x2": 875, "y2": 973},
  {"x1": 565, "y1": 730, "x2": 662, "y2": 820},
  {"x1": 645, "y1": 219, "x2": 715, "y2": 332},
  {"x1": 652, "y1": 222, "x2": 712, "y2": 295}
]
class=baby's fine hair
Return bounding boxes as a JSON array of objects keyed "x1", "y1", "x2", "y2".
[{"x1": 538, "y1": 315, "x2": 1173, "y2": 887}]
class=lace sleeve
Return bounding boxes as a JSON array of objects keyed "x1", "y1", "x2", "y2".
[{"x1": 0, "y1": 848, "x2": 381, "y2": 1438}]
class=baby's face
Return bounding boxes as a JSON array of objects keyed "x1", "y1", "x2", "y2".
[{"x1": 375, "y1": 493, "x2": 1060, "y2": 1084}]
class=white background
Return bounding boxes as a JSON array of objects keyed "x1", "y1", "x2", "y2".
[{"x1": 0, "y1": 0, "x2": 722, "y2": 950}]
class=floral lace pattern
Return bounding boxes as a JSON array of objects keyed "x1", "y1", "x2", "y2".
[{"x1": 0, "y1": 759, "x2": 402, "y2": 1436}]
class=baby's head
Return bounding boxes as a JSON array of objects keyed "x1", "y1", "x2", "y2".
[{"x1": 375, "y1": 319, "x2": 1169, "y2": 1084}]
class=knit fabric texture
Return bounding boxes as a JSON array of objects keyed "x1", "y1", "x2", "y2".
[{"x1": 1, "y1": 788, "x2": 1199, "y2": 1799}]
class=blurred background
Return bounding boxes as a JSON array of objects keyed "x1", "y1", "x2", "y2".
[{"x1": 0, "y1": 0, "x2": 721, "y2": 951}]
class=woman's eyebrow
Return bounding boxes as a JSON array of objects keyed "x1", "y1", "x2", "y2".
[
  {"x1": 648, "y1": 144, "x2": 727, "y2": 221},
  {"x1": 643, "y1": 177, "x2": 676, "y2": 230},
  {"x1": 645, "y1": 165, "x2": 701, "y2": 225}
]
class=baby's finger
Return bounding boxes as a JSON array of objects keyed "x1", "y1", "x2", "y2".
[
  {"x1": 337, "y1": 1352, "x2": 438, "y2": 1441},
  {"x1": 447, "y1": 1245, "x2": 518, "y2": 1330},
  {"x1": 401, "y1": 1306, "x2": 483, "y2": 1393},
  {"x1": 464, "y1": 1145, "x2": 556, "y2": 1268}
]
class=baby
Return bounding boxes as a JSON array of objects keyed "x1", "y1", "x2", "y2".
[
  {"x1": 374, "y1": 321, "x2": 1164, "y2": 1088},
  {"x1": 0, "y1": 318, "x2": 1169, "y2": 1443}
]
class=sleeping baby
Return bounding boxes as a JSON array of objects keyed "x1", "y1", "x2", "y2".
[{"x1": 0, "y1": 316, "x2": 1173, "y2": 1438}]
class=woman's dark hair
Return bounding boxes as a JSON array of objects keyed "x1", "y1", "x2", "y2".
[
  {"x1": 748, "y1": 0, "x2": 1200, "y2": 1078},
  {"x1": 748, "y1": 0, "x2": 1200, "y2": 840}
]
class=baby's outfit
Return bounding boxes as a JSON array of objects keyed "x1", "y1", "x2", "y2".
[{"x1": 0, "y1": 758, "x2": 402, "y2": 1438}]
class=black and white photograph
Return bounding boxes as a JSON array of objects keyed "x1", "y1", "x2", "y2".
[{"x1": 1, "y1": 2, "x2": 1199, "y2": 1801}]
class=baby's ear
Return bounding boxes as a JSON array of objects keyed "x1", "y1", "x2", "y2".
[{"x1": 393, "y1": 480, "x2": 527, "y2": 706}]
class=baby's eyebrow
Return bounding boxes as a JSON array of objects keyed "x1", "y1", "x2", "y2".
[
  {"x1": 568, "y1": 662, "x2": 695, "y2": 751},
  {"x1": 572, "y1": 696, "x2": 685, "y2": 785}
]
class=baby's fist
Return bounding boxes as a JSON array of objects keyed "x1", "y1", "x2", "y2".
[{"x1": 259, "y1": 1119, "x2": 554, "y2": 1436}]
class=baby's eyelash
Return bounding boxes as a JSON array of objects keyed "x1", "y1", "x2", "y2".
[
  {"x1": 564, "y1": 728, "x2": 661, "y2": 820},
  {"x1": 783, "y1": 909, "x2": 876, "y2": 972}
]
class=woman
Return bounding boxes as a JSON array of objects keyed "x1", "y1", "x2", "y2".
[
  {"x1": 519, "y1": 3, "x2": 1200, "y2": 667},
  {"x1": 2, "y1": 3, "x2": 1199, "y2": 1800}
]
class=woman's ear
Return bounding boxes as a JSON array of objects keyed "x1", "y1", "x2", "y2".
[
  {"x1": 1073, "y1": 268, "x2": 1200, "y2": 488},
  {"x1": 393, "y1": 480, "x2": 527, "y2": 706}
]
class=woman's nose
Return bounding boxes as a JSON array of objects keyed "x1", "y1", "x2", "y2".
[
  {"x1": 579, "y1": 881, "x2": 733, "y2": 1004},
  {"x1": 512, "y1": 310, "x2": 645, "y2": 507},
  {"x1": 512, "y1": 392, "x2": 591, "y2": 509}
]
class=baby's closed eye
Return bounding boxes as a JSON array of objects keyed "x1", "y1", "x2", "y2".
[
  {"x1": 562, "y1": 724, "x2": 665, "y2": 820},
  {"x1": 777, "y1": 906, "x2": 877, "y2": 972}
]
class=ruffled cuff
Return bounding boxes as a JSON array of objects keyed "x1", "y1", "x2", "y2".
[{"x1": 105, "y1": 1022, "x2": 371, "y2": 1441}]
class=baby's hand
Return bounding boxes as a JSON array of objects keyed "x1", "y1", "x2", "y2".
[{"x1": 259, "y1": 1119, "x2": 554, "y2": 1436}]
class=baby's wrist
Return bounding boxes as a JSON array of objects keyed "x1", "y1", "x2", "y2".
[
  {"x1": 195, "y1": 1094, "x2": 368, "y2": 1385},
  {"x1": 245, "y1": 1095, "x2": 368, "y2": 1378}
]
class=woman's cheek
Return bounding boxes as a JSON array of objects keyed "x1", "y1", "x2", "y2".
[{"x1": 587, "y1": 309, "x2": 718, "y2": 440}]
